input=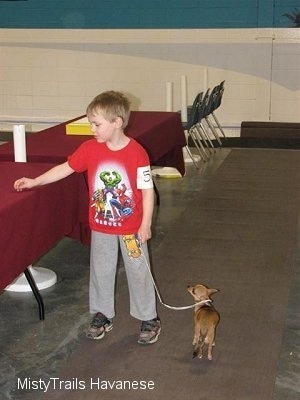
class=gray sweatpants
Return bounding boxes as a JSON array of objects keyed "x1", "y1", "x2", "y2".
[{"x1": 89, "y1": 230, "x2": 157, "y2": 321}]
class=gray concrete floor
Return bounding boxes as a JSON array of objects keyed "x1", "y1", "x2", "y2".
[{"x1": 0, "y1": 148, "x2": 299, "y2": 399}]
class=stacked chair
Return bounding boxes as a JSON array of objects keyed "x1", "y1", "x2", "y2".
[
  {"x1": 182, "y1": 92, "x2": 210, "y2": 166},
  {"x1": 182, "y1": 81, "x2": 226, "y2": 166},
  {"x1": 205, "y1": 80, "x2": 226, "y2": 141}
]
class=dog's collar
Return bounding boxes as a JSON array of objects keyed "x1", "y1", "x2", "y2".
[{"x1": 195, "y1": 299, "x2": 212, "y2": 307}]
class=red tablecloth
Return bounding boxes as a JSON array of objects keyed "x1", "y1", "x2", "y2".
[
  {"x1": 0, "y1": 162, "x2": 80, "y2": 290},
  {"x1": 126, "y1": 111, "x2": 186, "y2": 175},
  {"x1": 0, "y1": 111, "x2": 186, "y2": 175},
  {"x1": 0, "y1": 111, "x2": 186, "y2": 248}
]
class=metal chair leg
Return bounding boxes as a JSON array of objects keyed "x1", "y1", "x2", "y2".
[
  {"x1": 211, "y1": 111, "x2": 226, "y2": 139},
  {"x1": 183, "y1": 130, "x2": 200, "y2": 168},
  {"x1": 186, "y1": 129, "x2": 207, "y2": 162},
  {"x1": 193, "y1": 124, "x2": 213, "y2": 155},
  {"x1": 184, "y1": 145, "x2": 199, "y2": 169},
  {"x1": 189, "y1": 127, "x2": 210, "y2": 161},
  {"x1": 205, "y1": 116, "x2": 222, "y2": 146},
  {"x1": 195, "y1": 123, "x2": 216, "y2": 153}
]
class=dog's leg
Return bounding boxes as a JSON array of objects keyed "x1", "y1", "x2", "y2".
[
  {"x1": 199, "y1": 338, "x2": 205, "y2": 359},
  {"x1": 206, "y1": 328, "x2": 216, "y2": 360},
  {"x1": 193, "y1": 335, "x2": 205, "y2": 359},
  {"x1": 207, "y1": 344, "x2": 213, "y2": 360},
  {"x1": 192, "y1": 342, "x2": 203, "y2": 359},
  {"x1": 192, "y1": 324, "x2": 200, "y2": 346},
  {"x1": 193, "y1": 343, "x2": 199, "y2": 358},
  {"x1": 192, "y1": 323, "x2": 202, "y2": 358}
]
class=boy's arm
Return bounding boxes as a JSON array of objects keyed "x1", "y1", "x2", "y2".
[
  {"x1": 138, "y1": 187, "x2": 154, "y2": 243},
  {"x1": 14, "y1": 161, "x2": 74, "y2": 192}
]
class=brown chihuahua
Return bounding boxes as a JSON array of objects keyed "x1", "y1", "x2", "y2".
[{"x1": 187, "y1": 283, "x2": 220, "y2": 360}]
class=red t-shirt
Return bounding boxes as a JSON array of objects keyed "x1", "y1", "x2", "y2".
[{"x1": 68, "y1": 138, "x2": 153, "y2": 235}]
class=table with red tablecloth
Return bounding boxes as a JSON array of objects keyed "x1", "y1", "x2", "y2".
[
  {"x1": 0, "y1": 111, "x2": 186, "y2": 244},
  {"x1": 0, "y1": 112, "x2": 186, "y2": 318},
  {"x1": 0, "y1": 111, "x2": 186, "y2": 175},
  {"x1": 0, "y1": 162, "x2": 80, "y2": 291}
]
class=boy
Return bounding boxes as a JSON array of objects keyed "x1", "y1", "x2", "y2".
[{"x1": 14, "y1": 91, "x2": 161, "y2": 345}]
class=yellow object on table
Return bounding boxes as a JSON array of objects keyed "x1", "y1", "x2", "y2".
[
  {"x1": 151, "y1": 167, "x2": 182, "y2": 178},
  {"x1": 65, "y1": 117, "x2": 92, "y2": 135}
]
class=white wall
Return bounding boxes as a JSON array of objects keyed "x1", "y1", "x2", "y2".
[{"x1": 0, "y1": 28, "x2": 299, "y2": 134}]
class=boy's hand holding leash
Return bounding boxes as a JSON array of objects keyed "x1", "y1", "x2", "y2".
[{"x1": 137, "y1": 223, "x2": 151, "y2": 244}]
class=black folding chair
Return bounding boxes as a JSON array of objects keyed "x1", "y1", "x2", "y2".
[
  {"x1": 196, "y1": 89, "x2": 222, "y2": 148},
  {"x1": 208, "y1": 81, "x2": 226, "y2": 140},
  {"x1": 182, "y1": 92, "x2": 210, "y2": 164}
]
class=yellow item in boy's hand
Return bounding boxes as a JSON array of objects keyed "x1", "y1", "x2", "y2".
[{"x1": 122, "y1": 234, "x2": 141, "y2": 258}]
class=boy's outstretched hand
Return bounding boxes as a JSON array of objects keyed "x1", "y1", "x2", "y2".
[
  {"x1": 14, "y1": 177, "x2": 36, "y2": 192},
  {"x1": 13, "y1": 162, "x2": 74, "y2": 192}
]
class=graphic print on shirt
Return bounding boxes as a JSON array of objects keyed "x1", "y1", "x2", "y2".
[{"x1": 91, "y1": 163, "x2": 135, "y2": 229}]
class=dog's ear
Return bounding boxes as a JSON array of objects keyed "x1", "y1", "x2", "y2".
[{"x1": 208, "y1": 288, "x2": 219, "y2": 297}]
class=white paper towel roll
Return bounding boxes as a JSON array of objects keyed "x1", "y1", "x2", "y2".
[
  {"x1": 166, "y1": 82, "x2": 173, "y2": 111},
  {"x1": 180, "y1": 75, "x2": 188, "y2": 122},
  {"x1": 13, "y1": 124, "x2": 27, "y2": 162}
]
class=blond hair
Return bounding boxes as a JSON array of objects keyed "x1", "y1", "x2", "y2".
[{"x1": 86, "y1": 91, "x2": 131, "y2": 128}]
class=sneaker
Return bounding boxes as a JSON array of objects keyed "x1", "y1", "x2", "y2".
[
  {"x1": 138, "y1": 317, "x2": 161, "y2": 345},
  {"x1": 86, "y1": 312, "x2": 113, "y2": 340}
]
